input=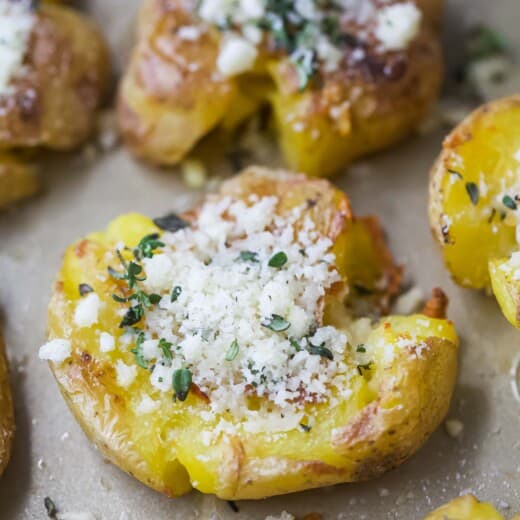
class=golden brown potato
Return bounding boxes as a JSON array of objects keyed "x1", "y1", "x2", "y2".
[
  {"x1": 425, "y1": 495, "x2": 513, "y2": 520},
  {"x1": 119, "y1": 0, "x2": 443, "y2": 177},
  {"x1": 0, "y1": 2, "x2": 110, "y2": 151},
  {"x1": 42, "y1": 167, "x2": 458, "y2": 499},
  {"x1": 0, "y1": 152, "x2": 40, "y2": 210},
  {"x1": 429, "y1": 95, "x2": 520, "y2": 328},
  {"x1": 0, "y1": 332, "x2": 14, "y2": 477}
]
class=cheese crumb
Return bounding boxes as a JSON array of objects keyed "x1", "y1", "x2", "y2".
[
  {"x1": 0, "y1": 0, "x2": 35, "y2": 97},
  {"x1": 135, "y1": 394, "x2": 159, "y2": 414},
  {"x1": 38, "y1": 339, "x2": 71, "y2": 364},
  {"x1": 115, "y1": 360, "x2": 137, "y2": 388},
  {"x1": 375, "y1": 3, "x2": 422, "y2": 51},
  {"x1": 445, "y1": 418, "x2": 464, "y2": 439},
  {"x1": 99, "y1": 332, "x2": 115, "y2": 352},
  {"x1": 217, "y1": 35, "x2": 258, "y2": 77},
  {"x1": 74, "y1": 293, "x2": 100, "y2": 328},
  {"x1": 264, "y1": 513, "x2": 295, "y2": 520}
]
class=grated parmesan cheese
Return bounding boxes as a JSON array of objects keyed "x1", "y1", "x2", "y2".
[
  {"x1": 74, "y1": 292, "x2": 101, "y2": 328},
  {"x1": 217, "y1": 35, "x2": 258, "y2": 77},
  {"x1": 374, "y1": 3, "x2": 422, "y2": 52},
  {"x1": 99, "y1": 332, "x2": 115, "y2": 352},
  {"x1": 115, "y1": 360, "x2": 137, "y2": 388},
  {"x1": 38, "y1": 339, "x2": 71, "y2": 364},
  {"x1": 0, "y1": 0, "x2": 35, "y2": 97}
]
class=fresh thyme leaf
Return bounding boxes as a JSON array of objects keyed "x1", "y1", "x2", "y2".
[
  {"x1": 153, "y1": 213, "x2": 190, "y2": 232},
  {"x1": 238, "y1": 251, "x2": 259, "y2": 263},
  {"x1": 225, "y1": 339, "x2": 239, "y2": 361},
  {"x1": 465, "y1": 182, "x2": 479, "y2": 205},
  {"x1": 299, "y1": 423, "x2": 312, "y2": 433},
  {"x1": 119, "y1": 305, "x2": 144, "y2": 328},
  {"x1": 262, "y1": 314, "x2": 291, "y2": 332},
  {"x1": 357, "y1": 361, "x2": 373, "y2": 375},
  {"x1": 78, "y1": 283, "x2": 94, "y2": 297},
  {"x1": 159, "y1": 338, "x2": 173, "y2": 360},
  {"x1": 172, "y1": 368, "x2": 192, "y2": 401},
  {"x1": 290, "y1": 337, "x2": 303, "y2": 351},
  {"x1": 308, "y1": 344, "x2": 334, "y2": 360},
  {"x1": 268, "y1": 251, "x2": 288, "y2": 268},
  {"x1": 148, "y1": 293, "x2": 162, "y2": 305},
  {"x1": 131, "y1": 333, "x2": 148, "y2": 369},
  {"x1": 112, "y1": 293, "x2": 134, "y2": 303},
  {"x1": 503, "y1": 195, "x2": 518, "y2": 210},
  {"x1": 171, "y1": 285, "x2": 182, "y2": 302},
  {"x1": 126, "y1": 262, "x2": 145, "y2": 289},
  {"x1": 356, "y1": 344, "x2": 367, "y2": 353},
  {"x1": 134, "y1": 233, "x2": 165, "y2": 260},
  {"x1": 44, "y1": 497, "x2": 58, "y2": 519}
]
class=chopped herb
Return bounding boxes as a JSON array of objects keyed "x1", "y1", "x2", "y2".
[
  {"x1": 172, "y1": 368, "x2": 192, "y2": 401},
  {"x1": 158, "y1": 338, "x2": 173, "y2": 361},
  {"x1": 44, "y1": 497, "x2": 58, "y2": 519},
  {"x1": 488, "y1": 207, "x2": 497, "y2": 223},
  {"x1": 131, "y1": 333, "x2": 148, "y2": 369},
  {"x1": 119, "y1": 305, "x2": 144, "y2": 328},
  {"x1": 237, "y1": 250, "x2": 259, "y2": 263},
  {"x1": 227, "y1": 501, "x2": 240, "y2": 513},
  {"x1": 268, "y1": 251, "x2": 288, "y2": 268},
  {"x1": 357, "y1": 361, "x2": 373, "y2": 375},
  {"x1": 290, "y1": 337, "x2": 303, "y2": 351},
  {"x1": 153, "y1": 213, "x2": 190, "y2": 232},
  {"x1": 465, "y1": 182, "x2": 479, "y2": 205},
  {"x1": 171, "y1": 285, "x2": 182, "y2": 303},
  {"x1": 356, "y1": 344, "x2": 367, "y2": 353},
  {"x1": 308, "y1": 343, "x2": 334, "y2": 360},
  {"x1": 78, "y1": 283, "x2": 94, "y2": 297},
  {"x1": 503, "y1": 195, "x2": 517, "y2": 210},
  {"x1": 225, "y1": 339, "x2": 239, "y2": 361},
  {"x1": 262, "y1": 314, "x2": 291, "y2": 332},
  {"x1": 299, "y1": 248, "x2": 307, "y2": 256},
  {"x1": 500, "y1": 210, "x2": 507, "y2": 221},
  {"x1": 299, "y1": 423, "x2": 312, "y2": 433},
  {"x1": 447, "y1": 168, "x2": 463, "y2": 179},
  {"x1": 134, "y1": 233, "x2": 165, "y2": 260},
  {"x1": 466, "y1": 25, "x2": 508, "y2": 61}
]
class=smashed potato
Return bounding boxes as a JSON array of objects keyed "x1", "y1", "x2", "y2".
[
  {"x1": 429, "y1": 95, "x2": 520, "y2": 328},
  {"x1": 425, "y1": 495, "x2": 518, "y2": 520},
  {"x1": 0, "y1": 1, "x2": 109, "y2": 209},
  {"x1": 0, "y1": 332, "x2": 14, "y2": 477},
  {"x1": 119, "y1": 0, "x2": 443, "y2": 177},
  {"x1": 43, "y1": 167, "x2": 458, "y2": 499}
]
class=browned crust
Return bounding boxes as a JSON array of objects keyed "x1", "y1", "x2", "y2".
[
  {"x1": 422, "y1": 288, "x2": 449, "y2": 319},
  {"x1": 118, "y1": 0, "x2": 444, "y2": 171},
  {"x1": 0, "y1": 4, "x2": 110, "y2": 151},
  {"x1": 0, "y1": 333, "x2": 14, "y2": 477}
]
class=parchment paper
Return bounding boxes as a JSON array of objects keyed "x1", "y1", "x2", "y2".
[{"x1": 0, "y1": 1, "x2": 519, "y2": 518}]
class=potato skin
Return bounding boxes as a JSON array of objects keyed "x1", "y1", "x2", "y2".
[
  {"x1": 0, "y1": 333, "x2": 14, "y2": 478},
  {"x1": 46, "y1": 167, "x2": 458, "y2": 499},
  {"x1": 0, "y1": 153, "x2": 40, "y2": 210},
  {"x1": 0, "y1": 4, "x2": 110, "y2": 151},
  {"x1": 118, "y1": 0, "x2": 443, "y2": 177}
]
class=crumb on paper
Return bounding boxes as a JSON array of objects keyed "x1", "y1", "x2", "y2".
[
  {"x1": 445, "y1": 418, "x2": 464, "y2": 439},
  {"x1": 181, "y1": 159, "x2": 207, "y2": 189},
  {"x1": 60, "y1": 432, "x2": 70, "y2": 442},
  {"x1": 96, "y1": 110, "x2": 120, "y2": 152}
]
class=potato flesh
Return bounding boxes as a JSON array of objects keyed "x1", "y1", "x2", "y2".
[
  {"x1": 430, "y1": 96, "x2": 520, "y2": 328},
  {"x1": 119, "y1": 0, "x2": 443, "y2": 177},
  {"x1": 431, "y1": 97, "x2": 520, "y2": 289},
  {"x1": 48, "y1": 171, "x2": 458, "y2": 499},
  {"x1": 425, "y1": 495, "x2": 507, "y2": 520}
]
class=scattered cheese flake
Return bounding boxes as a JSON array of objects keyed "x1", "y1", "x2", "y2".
[
  {"x1": 38, "y1": 339, "x2": 71, "y2": 364},
  {"x1": 115, "y1": 360, "x2": 137, "y2": 388},
  {"x1": 445, "y1": 418, "x2": 464, "y2": 439},
  {"x1": 99, "y1": 332, "x2": 115, "y2": 353},
  {"x1": 264, "y1": 513, "x2": 295, "y2": 520},
  {"x1": 375, "y1": 3, "x2": 422, "y2": 51},
  {"x1": 217, "y1": 35, "x2": 258, "y2": 77},
  {"x1": 135, "y1": 394, "x2": 159, "y2": 414},
  {"x1": 181, "y1": 158, "x2": 208, "y2": 189},
  {"x1": 74, "y1": 293, "x2": 100, "y2": 328},
  {"x1": 0, "y1": 0, "x2": 35, "y2": 97}
]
